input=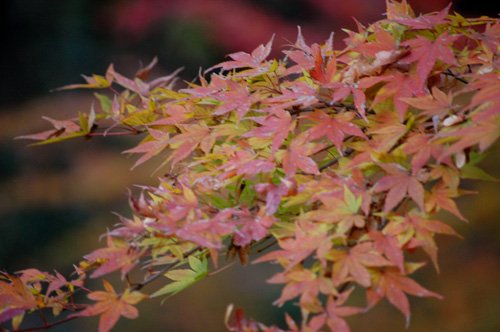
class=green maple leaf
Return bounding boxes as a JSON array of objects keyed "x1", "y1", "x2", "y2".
[{"x1": 150, "y1": 256, "x2": 208, "y2": 300}]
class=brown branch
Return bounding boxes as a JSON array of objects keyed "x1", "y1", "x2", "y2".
[{"x1": 319, "y1": 148, "x2": 354, "y2": 172}]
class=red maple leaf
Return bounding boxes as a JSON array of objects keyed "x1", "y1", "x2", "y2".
[{"x1": 267, "y1": 81, "x2": 319, "y2": 110}]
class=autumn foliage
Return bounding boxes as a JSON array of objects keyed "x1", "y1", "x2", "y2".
[{"x1": 3, "y1": 1, "x2": 500, "y2": 331}]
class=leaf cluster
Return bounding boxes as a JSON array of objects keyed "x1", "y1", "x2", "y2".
[{"x1": 2, "y1": 1, "x2": 500, "y2": 331}]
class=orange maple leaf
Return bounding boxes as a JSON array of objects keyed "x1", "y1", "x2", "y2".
[{"x1": 72, "y1": 280, "x2": 147, "y2": 332}]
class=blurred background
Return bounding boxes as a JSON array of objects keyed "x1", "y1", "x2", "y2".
[{"x1": 1, "y1": 0, "x2": 499, "y2": 331}]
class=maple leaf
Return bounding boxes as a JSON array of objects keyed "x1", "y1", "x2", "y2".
[
  {"x1": 254, "y1": 178, "x2": 296, "y2": 216},
  {"x1": 165, "y1": 123, "x2": 213, "y2": 167},
  {"x1": 325, "y1": 242, "x2": 391, "y2": 287},
  {"x1": 150, "y1": 256, "x2": 208, "y2": 299},
  {"x1": 254, "y1": 221, "x2": 330, "y2": 270},
  {"x1": 425, "y1": 181, "x2": 470, "y2": 222},
  {"x1": 179, "y1": 74, "x2": 227, "y2": 98},
  {"x1": 16, "y1": 116, "x2": 88, "y2": 145},
  {"x1": 396, "y1": 210, "x2": 462, "y2": 272},
  {"x1": 400, "y1": 86, "x2": 454, "y2": 120},
  {"x1": 366, "y1": 110, "x2": 408, "y2": 152},
  {"x1": 307, "y1": 185, "x2": 366, "y2": 235},
  {"x1": 84, "y1": 234, "x2": 142, "y2": 279},
  {"x1": 281, "y1": 131, "x2": 324, "y2": 176},
  {"x1": 324, "y1": 81, "x2": 368, "y2": 119},
  {"x1": 355, "y1": 24, "x2": 398, "y2": 57},
  {"x1": 243, "y1": 109, "x2": 296, "y2": 153},
  {"x1": 402, "y1": 131, "x2": 447, "y2": 175},
  {"x1": 267, "y1": 81, "x2": 319, "y2": 110},
  {"x1": 123, "y1": 127, "x2": 170, "y2": 169},
  {"x1": 388, "y1": 3, "x2": 451, "y2": 30},
  {"x1": 0, "y1": 274, "x2": 37, "y2": 326},
  {"x1": 400, "y1": 31, "x2": 459, "y2": 88},
  {"x1": 176, "y1": 208, "x2": 236, "y2": 249},
  {"x1": 370, "y1": 70, "x2": 420, "y2": 121},
  {"x1": 325, "y1": 288, "x2": 364, "y2": 332},
  {"x1": 366, "y1": 265, "x2": 443, "y2": 328},
  {"x1": 438, "y1": 117, "x2": 500, "y2": 162},
  {"x1": 212, "y1": 79, "x2": 259, "y2": 119},
  {"x1": 206, "y1": 36, "x2": 274, "y2": 77},
  {"x1": 148, "y1": 104, "x2": 191, "y2": 126},
  {"x1": 306, "y1": 109, "x2": 366, "y2": 154},
  {"x1": 218, "y1": 149, "x2": 274, "y2": 181},
  {"x1": 232, "y1": 208, "x2": 276, "y2": 247},
  {"x1": 363, "y1": 225, "x2": 406, "y2": 273},
  {"x1": 373, "y1": 162, "x2": 426, "y2": 215},
  {"x1": 72, "y1": 280, "x2": 147, "y2": 332}
]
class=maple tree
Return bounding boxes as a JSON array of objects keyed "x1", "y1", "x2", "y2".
[{"x1": 2, "y1": 1, "x2": 500, "y2": 331}]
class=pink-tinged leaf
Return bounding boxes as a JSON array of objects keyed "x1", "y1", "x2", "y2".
[
  {"x1": 388, "y1": 3, "x2": 451, "y2": 29},
  {"x1": 213, "y1": 79, "x2": 258, "y2": 119},
  {"x1": 0, "y1": 274, "x2": 37, "y2": 324},
  {"x1": 370, "y1": 71, "x2": 420, "y2": 121},
  {"x1": 254, "y1": 177, "x2": 297, "y2": 215},
  {"x1": 373, "y1": 163, "x2": 426, "y2": 214},
  {"x1": 123, "y1": 128, "x2": 170, "y2": 169},
  {"x1": 438, "y1": 118, "x2": 500, "y2": 162},
  {"x1": 425, "y1": 182, "x2": 470, "y2": 222},
  {"x1": 267, "y1": 81, "x2": 318, "y2": 109},
  {"x1": 325, "y1": 81, "x2": 367, "y2": 119},
  {"x1": 325, "y1": 289, "x2": 364, "y2": 332},
  {"x1": 71, "y1": 280, "x2": 146, "y2": 332},
  {"x1": 148, "y1": 104, "x2": 191, "y2": 126},
  {"x1": 243, "y1": 109, "x2": 296, "y2": 152},
  {"x1": 326, "y1": 242, "x2": 391, "y2": 287},
  {"x1": 237, "y1": 158, "x2": 275, "y2": 177},
  {"x1": 206, "y1": 36, "x2": 274, "y2": 77},
  {"x1": 402, "y1": 211, "x2": 462, "y2": 272},
  {"x1": 282, "y1": 131, "x2": 323, "y2": 176},
  {"x1": 365, "y1": 229, "x2": 405, "y2": 273},
  {"x1": 84, "y1": 234, "x2": 142, "y2": 279},
  {"x1": 306, "y1": 109, "x2": 366, "y2": 154},
  {"x1": 400, "y1": 31, "x2": 459, "y2": 88},
  {"x1": 400, "y1": 86, "x2": 454, "y2": 120},
  {"x1": 367, "y1": 267, "x2": 443, "y2": 328},
  {"x1": 233, "y1": 209, "x2": 276, "y2": 247}
]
